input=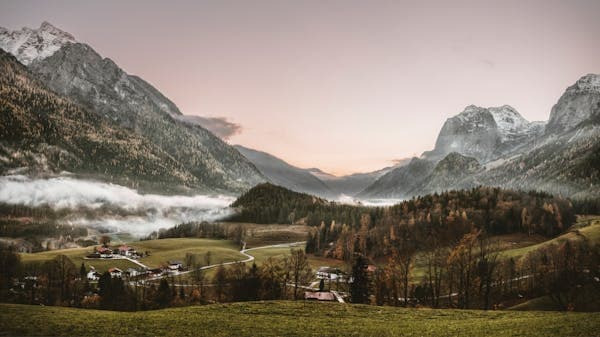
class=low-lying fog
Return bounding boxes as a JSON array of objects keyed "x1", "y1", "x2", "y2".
[
  {"x1": 0, "y1": 175, "x2": 235, "y2": 236},
  {"x1": 0, "y1": 175, "x2": 403, "y2": 237},
  {"x1": 336, "y1": 194, "x2": 403, "y2": 207}
]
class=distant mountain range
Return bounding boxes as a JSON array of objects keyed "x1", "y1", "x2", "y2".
[
  {"x1": 234, "y1": 145, "x2": 400, "y2": 198},
  {"x1": 0, "y1": 22, "x2": 264, "y2": 194},
  {"x1": 1, "y1": 22, "x2": 598, "y2": 199},
  {"x1": 234, "y1": 145, "x2": 334, "y2": 197}
]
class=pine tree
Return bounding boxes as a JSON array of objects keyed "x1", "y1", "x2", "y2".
[{"x1": 350, "y1": 249, "x2": 370, "y2": 304}]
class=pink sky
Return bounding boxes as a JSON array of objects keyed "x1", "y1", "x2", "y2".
[{"x1": 1, "y1": 0, "x2": 599, "y2": 175}]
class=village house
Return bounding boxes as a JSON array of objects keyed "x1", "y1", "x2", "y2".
[
  {"x1": 117, "y1": 245, "x2": 138, "y2": 257},
  {"x1": 108, "y1": 267, "x2": 122, "y2": 278},
  {"x1": 96, "y1": 246, "x2": 113, "y2": 258},
  {"x1": 87, "y1": 267, "x2": 101, "y2": 281},
  {"x1": 125, "y1": 267, "x2": 147, "y2": 278},
  {"x1": 167, "y1": 260, "x2": 184, "y2": 271},
  {"x1": 316, "y1": 266, "x2": 347, "y2": 281}
]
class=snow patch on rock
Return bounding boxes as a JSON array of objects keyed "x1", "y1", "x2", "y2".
[{"x1": 0, "y1": 21, "x2": 75, "y2": 65}]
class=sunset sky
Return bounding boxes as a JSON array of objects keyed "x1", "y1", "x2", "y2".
[{"x1": 1, "y1": 0, "x2": 599, "y2": 175}]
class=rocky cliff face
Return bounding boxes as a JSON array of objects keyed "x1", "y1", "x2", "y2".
[
  {"x1": 426, "y1": 105, "x2": 544, "y2": 163},
  {"x1": 546, "y1": 74, "x2": 600, "y2": 134},
  {"x1": 1, "y1": 22, "x2": 264, "y2": 194}
]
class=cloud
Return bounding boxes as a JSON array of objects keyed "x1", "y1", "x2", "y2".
[
  {"x1": 0, "y1": 175, "x2": 235, "y2": 236},
  {"x1": 176, "y1": 115, "x2": 242, "y2": 140}
]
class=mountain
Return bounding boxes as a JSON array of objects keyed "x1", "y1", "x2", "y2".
[
  {"x1": 424, "y1": 105, "x2": 544, "y2": 163},
  {"x1": 0, "y1": 22, "x2": 264, "y2": 193},
  {"x1": 0, "y1": 49, "x2": 197, "y2": 191},
  {"x1": 234, "y1": 145, "x2": 399, "y2": 198},
  {"x1": 418, "y1": 152, "x2": 483, "y2": 195},
  {"x1": 472, "y1": 74, "x2": 600, "y2": 199},
  {"x1": 545, "y1": 74, "x2": 600, "y2": 134},
  {"x1": 314, "y1": 165, "x2": 398, "y2": 197},
  {"x1": 234, "y1": 145, "x2": 333, "y2": 197},
  {"x1": 0, "y1": 22, "x2": 74, "y2": 65},
  {"x1": 358, "y1": 157, "x2": 436, "y2": 199},
  {"x1": 362, "y1": 74, "x2": 600, "y2": 200},
  {"x1": 358, "y1": 152, "x2": 481, "y2": 199}
]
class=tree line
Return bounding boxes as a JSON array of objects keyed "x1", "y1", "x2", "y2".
[
  {"x1": 347, "y1": 230, "x2": 600, "y2": 311},
  {"x1": 143, "y1": 222, "x2": 246, "y2": 246},
  {"x1": 255, "y1": 185, "x2": 577, "y2": 259}
]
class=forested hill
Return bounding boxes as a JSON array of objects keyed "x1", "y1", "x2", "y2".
[
  {"x1": 228, "y1": 183, "x2": 359, "y2": 224},
  {"x1": 230, "y1": 183, "x2": 576, "y2": 259}
]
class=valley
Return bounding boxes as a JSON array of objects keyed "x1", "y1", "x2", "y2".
[{"x1": 0, "y1": 7, "x2": 599, "y2": 337}]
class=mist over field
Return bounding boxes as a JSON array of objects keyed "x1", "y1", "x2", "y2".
[{"x1": 0, "y1": 175, "x2": 235, "y2": 235}]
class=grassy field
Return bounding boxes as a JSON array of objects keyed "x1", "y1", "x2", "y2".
[
  {"x1": 501, "y1": 216, "x2": 600, "y2": 258},
  {"x1": 1, "y1": 301, "x2": 598, "y2": 337},
  {"x1": 134, "y1": 238, "x2": 245, "y2": 268},
  {"x1": 19, "y1": 247, "x2": 138, "y2": 273}
]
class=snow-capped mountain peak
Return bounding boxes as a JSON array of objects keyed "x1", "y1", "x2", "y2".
[
  {"x1": 428, "y1": 104, "x2": 544, "y2": 163},
  {"x1": 0, "y1": 21, "x2": 75, "y2": 65},
  {"x1": 488, "y1": 105, "x2": 531, "y2": 133}
]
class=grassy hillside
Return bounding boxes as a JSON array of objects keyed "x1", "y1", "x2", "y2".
[
  {"x1": 501, "y1": 216, "x2": 600, "y2": 258},
  {"x1": 1, "y1": 301, "x2": 598, "y2": 337}
]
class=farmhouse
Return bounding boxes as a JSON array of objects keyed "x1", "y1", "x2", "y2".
[
  {"x1": 168, "y1": 261, "x2": 184, "y2": 271},
  {"x1": 87, "y1": 268, "x2": 101, "y2": 281},
  {"x1": 96, "y1": 247, "x2": 113, "y2": 258},
  {"x1": 125, "y1": 268, "x2": 147, "y2": 278},
  {"x1": 304, "y1": 291, "x2": 336, "y2": 301},
  {"x1": 117, "y1": 245, "x2": 137, "y2": 257},
  {"x1": 108, "y1": 268, "x2": 122, "y2": 278},
  {"x1": 316, "y1": 267, "x2": 347, "y2": 281}
]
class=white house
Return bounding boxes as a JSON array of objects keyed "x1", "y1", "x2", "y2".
[
  {"x1": 97, "y1": 247, "x2": 113, "y2": 258},
  {"x1": 125, "y1": 268, "x2": 147, "y2": 278},
  {"x1": 118, "y1": 245, "x2": 137, "y2": 257},
  {"x1": 87, "y1": 267, "x2": 101, "y2": 281},
  {"x1": 316, "y1": 266, "x2": 346, "y2": 281},
  {"x1": 168, "y1": 260, "x2": 184, "y2": 271},
  {"x1": 108, "y1": 267, "x2": 122, "y2": 278}
]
